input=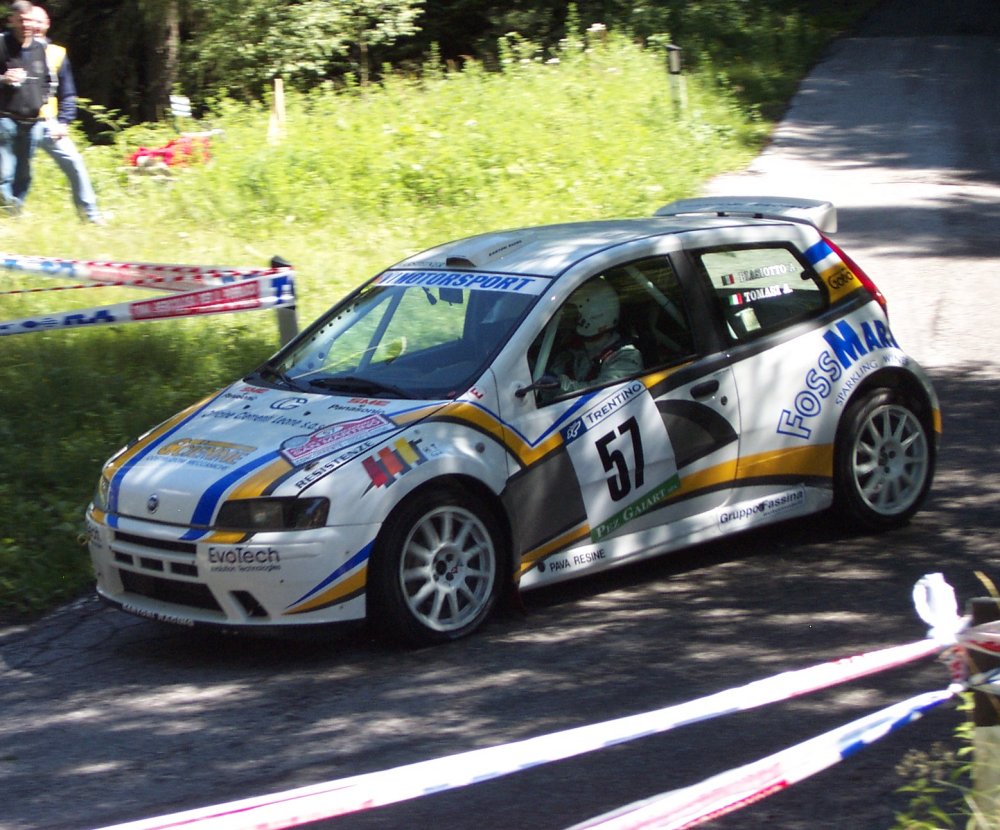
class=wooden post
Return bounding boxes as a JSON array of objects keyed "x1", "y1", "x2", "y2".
[
  {"x1": 268, "y1": 78, "x2": 286, "y2": 144},
  {"x1": 969, "y1": 597, "x2": 1000, "y2": 825}
]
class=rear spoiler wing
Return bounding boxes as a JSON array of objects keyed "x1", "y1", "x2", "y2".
[{"x1": 655, "y1": 196, "x2": 837, "y2": 234}]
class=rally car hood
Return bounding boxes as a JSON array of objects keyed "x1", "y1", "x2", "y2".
[{"x1": 105, "y1": 381, "x2": 445, "y2": 527}]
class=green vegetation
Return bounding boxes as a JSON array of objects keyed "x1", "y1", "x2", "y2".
[
  {"x1": 0, "y1": 6, "x2": 873, "y2": 622},
  {"x1": 53, "y1": 0, "x2": 874, "y2": 122},
  {"x1": 892, "y1": 693, "x2": 978, "y2": 829}
]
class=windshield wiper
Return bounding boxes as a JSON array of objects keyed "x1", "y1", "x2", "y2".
[
  {"x1": 251, "y1": 365, "x2": 304, "y2": 391},
  {"x1": 307, "y1": 375, "x2": 412, "y2": 399}
]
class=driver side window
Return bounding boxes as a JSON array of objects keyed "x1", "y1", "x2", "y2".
[{"x1": 527, "y1": 258, "x2": 694, "y2": 403}]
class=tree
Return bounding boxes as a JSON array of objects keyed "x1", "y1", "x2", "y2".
[
  {"x1": 44, "y1": 0, "x2": 424, "y2": 123},
  {"x1": 337, "y1": 0, "x2": 424, "y2": 86},
  {"x1": 144, "y1": 0, "x2": 181, "y2": 119},
  {"x1": 181, "y1": 0, "x2": 424, "y2": 102}
]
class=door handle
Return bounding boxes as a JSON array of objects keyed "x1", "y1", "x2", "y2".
[{"x1": 691, "y1": 379, "x2": 720, "y2": 399}]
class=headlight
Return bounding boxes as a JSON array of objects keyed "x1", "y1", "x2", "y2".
[
  {"x1": 214, "y1": 497, "x2": 329, "y2": 531},
  {"x1": 92, "y1": 475, "x2": 112, "y2": 512}
]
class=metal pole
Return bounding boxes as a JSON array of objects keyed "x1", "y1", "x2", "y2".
[
  {"x1": 270, "y1": 255, "x2": 299, "y2": 346},
  {"x1": 969, "y1": 597, "x2": 1000, "y2": 826}
]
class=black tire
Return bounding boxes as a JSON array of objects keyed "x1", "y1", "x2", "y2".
[
  {"x1": 367, "y1": 487, "x2": 504, "y2": 646},
  {"x1": 833, "y1": 388, "x2": 934, "y2": 531}
]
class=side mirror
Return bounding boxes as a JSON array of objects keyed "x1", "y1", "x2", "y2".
[{"x1": 515, "y1": 374, "x2": 560, "y2": 399}]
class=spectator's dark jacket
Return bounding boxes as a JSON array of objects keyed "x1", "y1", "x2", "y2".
[{"x1": 0, "y1": 31, "x2": 48, "y2": 120}]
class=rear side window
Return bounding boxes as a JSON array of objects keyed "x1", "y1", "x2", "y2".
[{"x1": 697, "y1": 245, "x2": 826, "y2": 341}]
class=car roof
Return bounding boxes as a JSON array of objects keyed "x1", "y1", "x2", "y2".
[
  {"x1": 392, "y1": 216, "x2": 743, "y2": 278},
  {"x1": 391, "y1": 197, "x2": 836, "y2": 278}
]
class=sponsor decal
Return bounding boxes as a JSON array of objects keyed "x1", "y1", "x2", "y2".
[
  {"x1": 362, "y1": 437, "x2": 431, "y2": 488},
  {"x1": 207, "y1": 546, "x2": 281, "y2": 573},
  {"x1": 157, "y1": 437, "x2": 256, "y2": 468},
  {"x1": 561, "y1": 381, "x2": 645, "y2": 445},
  {"x1": 271, "y1": 414, "x2": 324, "y2": 430},
  {"x1": 271, "y1": 397, "x2": 309, "y2": 411},
  {"x1": 281, "y1": 414, "x2": 396, "y2": 466},
  {"x1": 826, "y1": 269, "x2": 854, "y2": 291},
  {"x1": 726, "y1": 284, "x2": 791, "y2": 306},
  {"x1": 326, "y1": 400, "x2": 388, "y2": 416},
  {"x1": 200, "y1": 409, "x2": 275, "y2": 425},
  {"x1": 119, "y1": 603, "x2": 195, "y2": 627},
  {"x1": 591, "y1": 474, "x2": 680, "y2": 541},
  {"x1": 777, "y1": 318, "x2": 899, "y2": 440},
  {"x1": 718, "y1": 488, "x2": 806, "y2": 529},
  {"x1": 222, "y1": 385, "x2": 268, "y2": 401},
  {"x1": 375, "y1": 270, "x2": 548, "y2": 295},
  {"x1": 348, "y1": 397, "x2": 389, "y2": 407},
  {"x1": 803, "y1": 239, "x2": 859, "y2": 300},
  {"x1": 721, "y1": 263, "x2": 793, "y2": 286},
  {"x1": 292, "y1": 438, "x2": 383, "y2": 489},
  {"x1": 539, "y1": 547, "x2": 607, "y2": 574},
  {"x1": 572, "y1": 548, "x2": 606, "y2": 566}
]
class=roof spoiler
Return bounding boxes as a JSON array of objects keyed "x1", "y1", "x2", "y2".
[
  {"x1": 443, "y1": 233, "x2": 525, "y2": 269},
  {"x1": 655, "y1": 196, "x2": 837, "y2": 234}
]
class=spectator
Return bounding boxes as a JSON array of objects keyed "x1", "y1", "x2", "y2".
[
  {"x1": 0, "y1": 0, "x2": 47, "y2": 213},
  {"x1": 30, "y1": 4, "x2": 104, "y2": 224}
]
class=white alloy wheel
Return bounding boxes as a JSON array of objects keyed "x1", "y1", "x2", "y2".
[
  {"x1": 369, "y1": 488, "x2": 504, "y2": 645},
  {"x1": 398, "y1": 504, "x2": 498, "y2": 633},
  {"x1": 850, "y1": 403, "x2": 928, "y2": 515},
  {"x1": 835, "y1": 389, "x2": 934, "y2": 529}
]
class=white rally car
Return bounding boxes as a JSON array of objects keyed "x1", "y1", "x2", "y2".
[{"x1": 86, "y1": 197, "x2": 940, "y2": 644}]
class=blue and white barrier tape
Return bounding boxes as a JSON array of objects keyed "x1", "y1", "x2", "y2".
[
  {"x1": 565, "y1": 688, "x2": 955, "y2": 830},
  {"x1": 89, "y1": 637, "x2": 944, "y2": 830},
  {"x1": 0, "y1": 271, "x2": 295, "y2": 337}
]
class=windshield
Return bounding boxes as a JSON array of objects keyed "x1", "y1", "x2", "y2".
[{"x1": 264, "y1": 270, "x2": 547, "y2": 400}]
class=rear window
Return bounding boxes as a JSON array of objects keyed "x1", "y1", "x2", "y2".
[{"x1": 696, "y1": 245, "x2": 826, "y2": 341}]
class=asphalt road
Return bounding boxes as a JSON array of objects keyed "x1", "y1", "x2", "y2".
[{"x1": 3, "y1": 2, "x2": 999, "y2": 829}]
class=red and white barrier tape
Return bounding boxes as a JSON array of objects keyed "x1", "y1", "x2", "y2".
[
  {"x1": 566, "y1": 688, "x2": 955, "y2": 830},
  {"x1": 1, "y1": 252, "x2": 277, "y2": 292},
  {"x1": 0, "y1": 273, "x2": 256, "y2": 297},
  {"x1": 89, "y1": 636, "x2": 944, "y2": 830},
  {"x1": 0, "y1": 272, "x2": 295, "y2": 337},
  {"x1": 960, "y1": 619, "x2": 1000, "y2": 656}
]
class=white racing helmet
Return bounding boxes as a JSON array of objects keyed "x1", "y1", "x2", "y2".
[{"x1": 570, "y1": 278, "x2": 620, "y2": 338}]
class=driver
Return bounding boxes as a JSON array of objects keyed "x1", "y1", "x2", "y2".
[{"x1": 550, "y1": 277, "x2": 642, "y2": 393}]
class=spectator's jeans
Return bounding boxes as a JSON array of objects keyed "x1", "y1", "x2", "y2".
[
  {"x1": 39, "y1": 125, "x2": 101, "y2": 221},
  {"x1": 0, "y1": 117, "x2": 43, "y2": 211}
]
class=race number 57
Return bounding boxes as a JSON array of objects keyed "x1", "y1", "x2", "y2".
[
  {"x1": 595, "y1": 416, "x2": 645, "y2": 501},
  {"x1": 561, "y1": 381, "x2": 678, "y2": 540}
]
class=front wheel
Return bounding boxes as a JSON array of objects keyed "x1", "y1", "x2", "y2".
[
  {"x1": 834, "y1": 389, "x2": 934, "y2": 530},
  {"x1": 368, "y1": 488, "x2": 504, "y2": 645}
]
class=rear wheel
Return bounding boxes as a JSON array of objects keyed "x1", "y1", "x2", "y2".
[
  {"x1": 368, "y1": 487, "x2": 503, "y2": 645},
  {"x1": 834, "y1": 389, "x2": 934, "y2": 530}
]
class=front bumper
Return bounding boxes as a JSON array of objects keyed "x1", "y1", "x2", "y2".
[{"x1": 86, "y1": 508, "x2": 378, "y2": 629}]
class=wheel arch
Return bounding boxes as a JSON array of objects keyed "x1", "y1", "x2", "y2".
[
  {"x1": 832, "y1": 370, "x2": 937, "y2": 530},
  {"x1": 380, "y1": 473, "x2": 516, "y2": 591},
  {"x1": 840, "y1": 367, "x2": 939, "y2": 447}
]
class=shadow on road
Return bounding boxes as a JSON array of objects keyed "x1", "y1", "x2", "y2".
[{"x1": 2, "y1": 371, "x2": 996, "y2": 830}]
